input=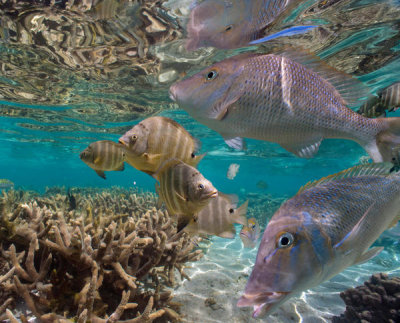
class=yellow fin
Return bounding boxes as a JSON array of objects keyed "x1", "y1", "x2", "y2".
[
  {"x1": 144, "y1": 152, "x2": 164, "y2": 166},
  {"x1": 94, "y1": 156, "x2": 102, "y2": 164},
  {"x1": 297, "y1": 163, "x2": 393, "y2": 194},
  {"x1": 192, "y1": 153, "x2": 206, "y2": 167}
]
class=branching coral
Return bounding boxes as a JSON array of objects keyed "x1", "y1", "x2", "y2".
[
  {"x1": 0, "y1": 187, "x2": 203, "y2": 322},
  {"x1": 332, "y1": 273, "x2": 400, "y2": 323}
]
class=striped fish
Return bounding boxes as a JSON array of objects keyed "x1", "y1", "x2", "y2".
[
  {"x1": 358, "y1": 82, "x2": 400, "y2": 118},
  {"x1": 119, "y1": 116, "x2": 205, "y2": 179},
  {"x1": 240, "y1": 217, "x2": 260, "y2": 248},
  {"x1": 184, "y1": 193, "x2": 248, "y2": 238},
  {"x1": 80, "y1": 140, "x2": 127, "y2": 179},
  {"x1": 155, "y1": 159, "x2": 218, "y2": 231}
]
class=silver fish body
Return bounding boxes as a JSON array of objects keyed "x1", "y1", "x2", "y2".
[
  {"x1": 170, "y1": 53, "x2": 400, "y2": 163},
  {"x1": 80, "y1": 140, "x2": 127, "y2": 179},
  {"x1": 155, "y1": 159, "x2": 218, "y2": 230},
  {"x1": 237, "y1": 163, "x2": 400, "y2": 317},
  {"x1": 119, "y1": 116, "x2": 204, "y2": 178},
  {"x1": 186, "y1": 0, "x2": 291, "y2": 50},
  {"x1": 185, "y1": 193, "x2": 248, "y2": 238}
]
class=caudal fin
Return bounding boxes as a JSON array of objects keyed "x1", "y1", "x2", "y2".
[{"x1": 366, "y1": 117, "x2": 400, "y2": 164}]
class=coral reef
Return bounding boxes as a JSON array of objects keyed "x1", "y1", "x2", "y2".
[
  {"x1": 0, "y1": 187, "x2": 203, "y2": 322},
  {"x1": 332, "y1": 273, "x2": 400, "y2": 323}
]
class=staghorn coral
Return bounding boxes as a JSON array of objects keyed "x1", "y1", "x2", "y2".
[
  {"x1": 332, "y1": 273, "x2": 400, "y2": 323},
  {"x1": 0, "y1": 187, "x2": 203, "y2": 322}
]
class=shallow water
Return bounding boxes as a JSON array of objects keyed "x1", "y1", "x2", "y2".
[{"x1": 0, "y1": 0, "x2": 400, "y2": 322}]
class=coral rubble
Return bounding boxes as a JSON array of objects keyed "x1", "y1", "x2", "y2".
[
  {"x1": 0, "y1": 187, "x2": 203, "y2": 322},
  {"x1": 332, "y1": 273, "x2": 400, "y2": 323}
]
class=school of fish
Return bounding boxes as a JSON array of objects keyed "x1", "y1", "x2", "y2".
[{"x1": 75, "y1": 0, "x2": 400, "y2": 319}]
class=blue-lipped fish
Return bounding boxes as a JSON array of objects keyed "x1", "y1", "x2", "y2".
[
  {"x1": 170, "y1": 52, "x2": 400, "y2": 164},
  {"x1": 185, "y1": 0, "x2": 314, "y2": 50},
  {"x1": 237, "y1": 163, "x2": 400, "y2": 317},
  {"x1": 154, "y1": 158, "x2": 218, "y2": 231},
  {"x1": 240, "y1": 217, "x2": 260, "y2": 248},
  {"x1": 80, "y1": 140, "x2": 128, "y2": 179},
  {"x1": 184, "y1": 193, "x2": 248, "y2": 238},
  {"x1": 119, "y1": 116, "x2": 205, "y2": 179}
]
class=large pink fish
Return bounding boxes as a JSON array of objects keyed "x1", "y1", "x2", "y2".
[
  {"x1": 237, "y1": 163, "x2": 400, "y2": 317},
  {"x1": 185, "y1": 0, "x2": 295, "y2": 50},
  {"x1": 169, "y1": 52, "x2": 400, "y2": 163}
]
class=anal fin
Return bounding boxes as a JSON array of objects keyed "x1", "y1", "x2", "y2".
[
  {"x1": 279, "y1": 138, "x2": 322, "y2": 158},
  {"x1": 95, "y1": 170, "x2": 106, "y2": 179},
  {"x1": 354, "y1": 247, "x2": 383, "y2": 265}
]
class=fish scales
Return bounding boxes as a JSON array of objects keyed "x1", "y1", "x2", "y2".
[
  {"x1": 170, "y1": 53, "x2": 400, "y2": 162},
  {"x1": 237, "y1": 163, "x2": 400, "y2": 317}
]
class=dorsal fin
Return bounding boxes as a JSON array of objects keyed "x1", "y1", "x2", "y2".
[
  {"x1": 297, "y1": 163, "x2": 393, "y2": 194},
  {"x1": 276, "y1": 48, "x2": 370, "y2": 107},
  {"x1": 153, "y1": 158, "x2": 182, "y2": 180},
  {"x1": 218, "y1": 192, "x2": 239, "y2": 207}
]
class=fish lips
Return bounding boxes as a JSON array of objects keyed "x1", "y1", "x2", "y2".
[{"x1": 237, "y1": 291, "x2": 289, "y2": 318}]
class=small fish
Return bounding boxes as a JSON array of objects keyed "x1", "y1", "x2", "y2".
[
  {"x1": 240, "y1": 218, "x2": 260, "y2": 248},
  {"x1": 227, "y1": 163, "x2": 240, "y2": 180},
  {"x1": 119, "y1": 116, "x2": 205, "y2": 179},
  {"x1": 185, "y1": 193, "x2": 248, "y2": 238},
  {"x1": 185, "y1": 0, "x2": 302, "y2": 50},
  {"x1": 170, "y1": 51, "x2": 400, "y2": 164},
  {"x1": 358, "y1": 82, "x2": 400, "y2": 118},
  {"x1": 0, "y1": 179, "x2": 14, "y2": 190},
  {"x1": 154, "y1": 158, "x2": 218, "y2": 231},
  {"x1": 237, "y1": 163, "x2": 400, "y2": 317},
  {"x1": 256, "y1": 180, "x2": 268, "y2": 190},
  {"x1": 80, "y1": 140, "x2": 127, "y2": 179}
]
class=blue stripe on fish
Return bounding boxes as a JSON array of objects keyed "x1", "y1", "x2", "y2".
[{"x1": 248, "y1": 25, "x2": 318, "y2": 45}]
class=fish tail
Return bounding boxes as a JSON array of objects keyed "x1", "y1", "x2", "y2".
[
  {"x1": 235, "y1": 200, "x2": 249, "y2": 225},
  {"x1": 365, "y1": 117, "x2": 400, "y2": 164}
]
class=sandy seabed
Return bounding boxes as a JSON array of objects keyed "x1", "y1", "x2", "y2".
[{"x1": 173, "y1": 230, "x2": 400, "y2": 323}]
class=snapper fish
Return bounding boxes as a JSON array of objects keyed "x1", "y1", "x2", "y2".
[
  {"x1": 119, "y1": 116, "x2": 204, "y2": 179},
  {"x1": 184, "y1": 193, "x2": 248, "y2": 238},
  {"x1": 185, "y1": 0, "x2": 316, "y2": 50},
  {"x1": 240, "y1": 217, "x2": 260, "y2": 248},
  {"x1": 154, "y1": 158, "x2": 218, "y2": 231},
  {"x1": 80, "y1": 140, "x2": 128, "y2": 179},
  {"x1": 170, "y1": 52, "x2": 400, "y2": 164},
  {"x1": 237, "y1": 163, "x2": 400, "y2": 317}
]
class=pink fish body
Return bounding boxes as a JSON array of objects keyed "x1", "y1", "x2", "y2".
[
  {"x1": 186, "y1": 0, "x2": 291, "y2": 50},
  {"x1": 237, "y1": 163, "x2": 400, "y2": 317},
  {"x1": 170, "y1": 52, "x2": 400, "y2": 163}
]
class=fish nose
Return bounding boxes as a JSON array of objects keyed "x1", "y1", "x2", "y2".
[{"x1": 118, "y1": 139, "x2": 127, "y2": 146}]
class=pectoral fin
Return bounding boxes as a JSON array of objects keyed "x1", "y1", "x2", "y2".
[
  {"x1": 223, "y1": 136, "x2": 246, "y2": 150},
  {"x1": 333, "y1": 203, "x2": 375, "y2": 251},
  {"x1": 280, "y1": 138, "x2": 322, "y2": 158},
  {"x1": 95, "y1": 170, "x2": 106, "y2": 179},
  {"x1": 354, "y1": 247, "x2": 383, "y2": 266},
  {"x1": 115, "y1": 163, "x2": 125, "y2": 171},
  {"x1": 144, "y1": 153, "x2": 164, "y2": 167}
]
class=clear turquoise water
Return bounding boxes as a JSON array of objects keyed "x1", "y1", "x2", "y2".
[{"x1": 1, "y1": 0, "x2": 400, "y2": 320}]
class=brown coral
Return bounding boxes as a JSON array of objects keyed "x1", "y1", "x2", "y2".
[{"x1": 0, "y1": 187, "x2": 203, "y2": 322}]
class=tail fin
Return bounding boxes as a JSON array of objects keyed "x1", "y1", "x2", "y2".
[{"x1": 369, "y1": 118, "x2": 400, "y2": 165}]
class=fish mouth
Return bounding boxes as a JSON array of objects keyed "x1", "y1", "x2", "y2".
[
  {"x1": 118, "y1": 139, "x2": 128, "y2": 147},
  {"x1": 237, "y1": 291, "x2": 289, "y2": 318},
  {"x1": 202, "y1": 189, "x2": 218, "y2": 200}
]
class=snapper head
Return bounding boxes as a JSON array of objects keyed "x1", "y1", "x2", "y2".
[
  {"x1": 237, "y1": 210, "x2": 328, "y2": 317},
  {"x1": 170, "y1": 53, "x2": 253, "y2": 120},
  {"x1": 185, "y1": 0, "x2": 251, "y2": 50}
]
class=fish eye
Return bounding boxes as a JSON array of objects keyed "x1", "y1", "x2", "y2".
[
  {"x1": 229, "y1": 208, "x2": 234, "y2": 213},
  {"x1": 198, "y1": 183, "x2": 204, "y2": 190},
  {"x1": 191, "y1": 153, "x2": 195, "y2": 158},
  {"x1": 205, "y1": 70, "x2": 218, "y2": 81},
  {"x1": 251, "y1": 224, "x2": 256, "y2": 229},
  {"x1": 225, "y1": 25, "x2": 233, "y2": 32},
  {"x1": 277, "y1": 232, "x2": 294, "y2": 248},
  {"x1": 131, "y1": 134, "x2": 138, "y2": 142}
]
